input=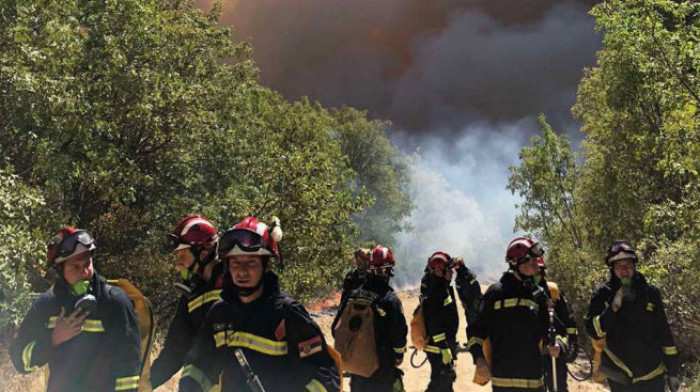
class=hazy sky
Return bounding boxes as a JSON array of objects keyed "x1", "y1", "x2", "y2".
[{"x1": 198, "y1": 0, "x2": 601, "y2": 282}]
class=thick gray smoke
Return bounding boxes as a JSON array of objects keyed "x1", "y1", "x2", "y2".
[
  {"x1": 198, "y1": 0, "x2": 601, "y2": 283},
  {"x1": 391, "y1": 120, "x2": 534, "y2": 286}
]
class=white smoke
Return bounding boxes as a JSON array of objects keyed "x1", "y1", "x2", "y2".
[{"x1": 392, "y1": 121, "x2": 530, "y2": 287}]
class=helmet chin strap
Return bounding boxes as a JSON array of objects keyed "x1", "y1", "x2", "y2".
[
  {"x1": 181, "y1": 245, "x2": 217, "y2": 282},
  {"x1": 235, "y1": 278, "x2": 264, "y2": 297}
]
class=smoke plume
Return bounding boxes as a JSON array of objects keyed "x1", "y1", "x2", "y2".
[{"x1": 197, "y1": 0, "x2": 601, "y2": 282}]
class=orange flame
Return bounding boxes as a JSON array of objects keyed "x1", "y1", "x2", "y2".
[{"x1": 307, "y1": 291, "x2": 342, "y2": 314}]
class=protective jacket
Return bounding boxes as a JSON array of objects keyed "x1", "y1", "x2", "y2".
[
  {"x1": 420, "y1": 272, "x2": 459, "y2": 392},
  {"x1": 333, "y1": 275, "x2": 407, "y2": 391},
  {"x1": 150, "y1": 263, "x2": 224, "y2": 388},
  {"x1": 10, "y1": 272, "x2": 142, "y2": 392},
  {"x1": 467, "y1": 271, "x2": 551, "y2": 392},
  {"x1": 420, "y1": 273, "x2": 459, "y2": 354},
  {"x1": 180, "y1": 272, "x2": 340, "y2": 392},
  {"x1": 340, "y1": 268, "x2": 366, "y2": 304},
  {"x1": 334, "y1": 276, "x2": 408, "y2": 367},
  {"x1": 585, "y1": 272, "x2": 679, "y2": 385},
  {"x1": 454, "y1": 266, "x2": 482, "y2": 325}
]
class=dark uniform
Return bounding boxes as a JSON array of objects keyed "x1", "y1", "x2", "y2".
[
  {"x1": 333, "y1": 275, "x2": 408, "y2": 392},
  {"x1": 454, "y1": 266, "x2": 482, "y2": 325},
  {"x1": 420, "y1": 273, "x2": 459, "y2": 392},
  {"x1": 585, "y1": 272, "x2": 679, "y2": 392},
  {"x1": 467, "y1": 271, "x2": 553, "y2": 392},
  {"x1": 340, "y1": 267, "x2": 366, "y2": 304},
  {"x1": 10, "y1": 273, "x2": 142, "y2": 392},
  {"x1": 180, "y1": 272, "x2": 340, "y2": 392},
  {"x1": 541, "y1": 281, "x2": 576, "y2": 392},
  {"x1": 150, "y1": 264, "x2": 224, "y2": 388}
]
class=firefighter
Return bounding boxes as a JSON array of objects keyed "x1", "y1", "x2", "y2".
[
  {"x1": 536, "y1": 256, "x2": 577, "y2": 392},
  {"x1": 333, "y1": 245, "x2": 408, "y2": 392},
  {"x1": 339, "y1": 247, "x2": 370, "y2": 304},
  {"x1": 585, "y1": 240, "x2": 680, "y2": 392},
  {"x1": 150, "y1": 215, "x2": 224, "y2": 389},
  {"x1": 10, "y1": 227, "x2": 141, "y2": 392},
  {"x1": 467, "y1": 237, "x2": 564, "y2": 392},
  {"x1": 420, "y1": 251, "x2": 459, "y2": 392},
  {"x1": 179, "y1": 217, "x2": 340, "y2": 392},
  {"x1": 453, "y1": 257, "x2": 482, "y2": 326}
]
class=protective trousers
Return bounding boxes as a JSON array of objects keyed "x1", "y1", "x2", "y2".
[
  {"x1": 351, "y1": 365, "x2": 404, "y2": 392},
  {"x1": 425, "y1": 346, "x2": 456, "y2": 392}
]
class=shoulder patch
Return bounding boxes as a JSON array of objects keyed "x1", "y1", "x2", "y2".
[
  {"x1": 298, "y1": 335, "x2": 323, "y2": 358},
  {"x1": 275, "y1": 319, "x2": 286, "y2": 341}
]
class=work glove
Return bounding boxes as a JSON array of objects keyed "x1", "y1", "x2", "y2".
[
  {"x1": 441, "y1": 348, "x2": 453, "y2": 365},
  {"x1": 668, "y1": 376, "x2": 681, "y2": 392},
  {"x1": 611, "y1": 288, "x2": 624, "y2": 312}
]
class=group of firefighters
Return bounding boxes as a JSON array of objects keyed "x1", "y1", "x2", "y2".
[{"x1": 8, "y1": 215, "x2": 682, "y2": 392}]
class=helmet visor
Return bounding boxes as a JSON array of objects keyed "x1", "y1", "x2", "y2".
[
  {"x1": 57, "y1": 231, "x2": 94, "y2": 260},
  {"x1": 219, "y1": 229, "x2": 266, "y2": 258}
]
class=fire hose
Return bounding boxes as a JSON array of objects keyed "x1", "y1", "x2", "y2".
[{"x1": 410, "y1": 347, "x2": 429, "y2": 369}]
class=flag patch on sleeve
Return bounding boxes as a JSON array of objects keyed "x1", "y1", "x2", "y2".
[{"x1": 298, "y1": 336, "x2": 323, "y2": 358}]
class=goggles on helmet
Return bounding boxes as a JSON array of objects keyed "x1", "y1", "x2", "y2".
[
  {"x1": 514, "y1": 242, "x2": 545, "y2": 265},
  {"x1": 529, "y1": 242, "x2": 545, "y2": 258},
  {"x1": 167, "y1": 234, "x2": 191, "y2": 252},
  {"x1": 218, "y1": 229, "x2": 271, "y2": 258},
  {"x1": 52, "y1": 231, "x2": 94, "y2": 261},
  {"x1": 607, "y1": 242, "x2": 637, "y2": 264}
]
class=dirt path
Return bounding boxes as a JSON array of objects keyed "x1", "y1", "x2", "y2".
[{"x1": 315, "y1": 290, "x2": 605, "y2": 392}]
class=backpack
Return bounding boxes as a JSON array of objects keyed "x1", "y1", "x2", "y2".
[
  {"x1": 326, "y1": 344, "x2": 344, "y2": 392},
  {"x1": 590, "y1": 338, "x2": 608, "y2": 383},
  {"x1": 107, "y1": 279, "x2": 156, "y2": 392},
  {"x1": 409, "y1": 304, "x2": 428, "y2": 350},
  {"x1": 332, "y1": 297, "x2": 379, "y2": 377}
]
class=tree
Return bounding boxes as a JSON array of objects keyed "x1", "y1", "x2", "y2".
[
  {"x1": 0, "y1": 169, "x2": 45, "y2": 336},
  {"x1": 332, "y1": 107, "x2": 413, "y2": 247},
  {"x1": 507, "y1": 116, "x2": 601, "y2": 312},
  {"x1": 0, "y1": 0, "x2": 402, "y2": 317},
  {"x1": 512, "y1": 0, "x2": 700, "y2": 371},
  {"x1": 508, "y1": 115, "x2": 582, "y2": 250}
]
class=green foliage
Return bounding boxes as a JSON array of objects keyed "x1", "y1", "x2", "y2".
[
  {"x1": 331, "y1": 107, "x2": 413, "y2": 247},
  {"x1": 509, "y1": 0, "x2": 700, "y2": 377},
  {"x1": 508, "y1": 115, "x2": 583, "y2": 250},
  {"x1": 0, "y1": 169, "x2": 46, "y2": 336},
  {"x1": 0, "y1": 0, "x2": 409, "y2": 336}
]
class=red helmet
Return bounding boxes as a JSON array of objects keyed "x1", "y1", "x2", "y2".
[
  {"x1": 168, "y1": 215, "x2": 218, "y2": 252},
  {"x1": 427, "y1": 251, "x2": 454, "y2": 272},
  {"x1": 219, "y1": 217, "x2": 282, "y2": 261},
  {"x1": 369, "y1": 245, "x2": 395, "y2": 270},
  {"x1": 505, "y1": 237, "x2": 544, "y2": 266},
  {"x1": 47, "y1": 227, "x2": 96, "y2": 267}
]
